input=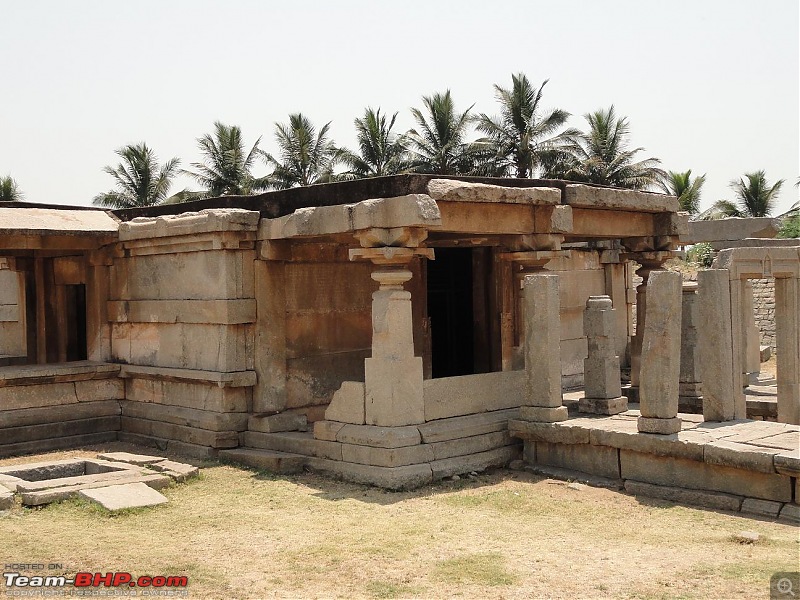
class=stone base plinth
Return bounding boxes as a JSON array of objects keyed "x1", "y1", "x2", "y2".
[
  {"x1": 637, "y1": 416, "x2": 682, "y2": 434},
  {"x1": 520, "y1": 405, "x2": 568, "y2": 423},
  {"x1": 578, "y1": 396, "x2": 628, "y2": 415}
]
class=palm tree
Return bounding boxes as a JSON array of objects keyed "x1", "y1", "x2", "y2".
[
  {"x1": 341, "y1": 108, "x2": 408, "y2": 178},
  {"x1": 546, "y1": 105, "x2": 664, "y2": 189},
  {"x1": 263, "y1": 113, "x2": 343, "y2": 189},
  {"x1": 702, "y1": 171, "x2": 785, "y2": 219},
  {"x1": 404, "y1": 90, "x2": 479, "y2": 175},
  {"x1": 184, "y1": 122, "x2": 266, "y2": 197},
  {"x1": 475, "y1": 74, "x2": 573, "y2": 178},
  {"x1": 92, "y1": 143, "x2": 180, "y2": 209},
  {"x1": 659, "y1": 170, "x2": 706, "y2": 215},
  {"x1": 0, "y1": 176, "x2": 23, "y2": 201}
]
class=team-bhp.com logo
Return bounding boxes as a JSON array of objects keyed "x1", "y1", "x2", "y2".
[{"x1": 4, "y1": 571, "x2": 188, "y2": 593}]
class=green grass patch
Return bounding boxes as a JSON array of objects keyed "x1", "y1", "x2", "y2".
[{"x1": 433, "y1": 552, "x2": 517, "y2": 586}]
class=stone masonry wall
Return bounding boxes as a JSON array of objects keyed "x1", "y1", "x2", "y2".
[{"x1": 752, "y1": 277, "x2": 776, "y2": 350}]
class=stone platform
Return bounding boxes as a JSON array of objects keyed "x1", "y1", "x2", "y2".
[{"x1": 510, "y1": 411, "x2": 799, "y2": 522}]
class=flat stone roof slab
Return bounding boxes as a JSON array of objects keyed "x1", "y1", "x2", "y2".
[
  {"x1": 79, "y1": 482, "x2": 168, "y2": 511},
  {"x1": 0, "y1": 208, "x2": 118, "y2": 235}
]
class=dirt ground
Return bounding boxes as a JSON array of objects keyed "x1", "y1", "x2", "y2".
[{"x1": 1, "y1": 443, "x2": 798, "y2": 600}]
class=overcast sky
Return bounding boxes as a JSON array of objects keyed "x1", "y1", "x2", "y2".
[{"x1": 1, "y1": 0, "x2": 798, "y2": 214}]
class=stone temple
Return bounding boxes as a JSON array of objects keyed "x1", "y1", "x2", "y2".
[{"x1": 0, "y1": 175, "x2": 797, "y2": 521}]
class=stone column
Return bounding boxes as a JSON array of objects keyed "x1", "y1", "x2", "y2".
[
  {"x1": 775, "y1": 275, "x2": 800, "y2": 424},
  {"x1": 579, "y1": 296, "x2": 627, "y2": 415},
  {"x1": 697, "y1": 270, "x2": 739, "y2": 421},
  {"x1": 638, "y1": 270, "x2": 682, "y2": 434},
  {"x1": 629, "y1": 255, "x2": 669, "y2": 396},
  {"x1": 363, "y1": 268, "x2": 425, "y2": 426},
  {"x1": 520, "y1": 273, "x2": 568, "y2": 422},
  {"x1": 678, "y1": 282, "x2": 702, "y2": 409}
]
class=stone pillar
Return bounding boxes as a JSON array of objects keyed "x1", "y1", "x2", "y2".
[
  {"x1": 364, "y1": 268, "x2": 425, "y2": 426},
  {"x1": 697, "y1": 270, "x2": 739, "y2": 421},
  {"x1": 579, "y1": 296, "x2": 627, "y2": 415},
  {"x1": 775, "y1": 276, "x2": 800, "y2": 424},
  {"x1": 638, "y1": 270, "x2": 682, "y2": 434},
  {"x1": 520, "y1": 273, "x2": 568, "y2": 422},
  {"x1": 629, "y1": 256, "x2": 669, "y2": 395},
  {"x1": 252, "y1": 258, "x2": 287, "y2": 414},
  {"x1": 678, "y1": 282, "x2": 702, "y2": 409}
]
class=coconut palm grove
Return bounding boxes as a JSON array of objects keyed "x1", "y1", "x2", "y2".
[{"x1": 1, "y1": 73, "x2": 794, "y2": 221}]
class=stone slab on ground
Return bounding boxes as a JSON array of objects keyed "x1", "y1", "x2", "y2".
[
  {"x1": 147, "y1": 460, "x2": 199, "y2": 482},
  {"x1": 79, "y1": 482, "x2": 169, "y2": 511},
  {"x1": 0, "y1": 488, "x2": 13, "y2": 510},
  {"x1": 97, "y1": 452, "x2": 167, "y2": 465},
  {"x1": 219, "y1": 448, "x2": 304, "y2": 474},
  {"x1": 21, "y1": 473, "x2": 172, "y2": 506},
  {"x1": 248, "y1": 413, "x2": 307, "y2": 433}
]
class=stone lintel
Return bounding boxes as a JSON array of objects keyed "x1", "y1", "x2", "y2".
[
  {"x1": 119, "y1": 209, "x2": 259, "y2": 241},
  {"x1": 564, "y1": 185, "x2": 679, "y2": 213},
  {"x1": 426, "y1": 179, "x2": 561, "y2": 204},
  {"x1": 259, "y1": 194, "x2": 442, "y2": 241}
]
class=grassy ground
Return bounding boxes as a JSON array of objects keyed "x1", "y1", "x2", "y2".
[{"x1": 1, "y1": 444, "x2": 797, "y2": 599}]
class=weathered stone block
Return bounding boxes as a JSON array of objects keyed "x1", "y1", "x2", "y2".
[
  {"x1": 248, "y1": 413, "x2": 307, "y2": 433},
  {"x1": 624, "y1": 480, "x2": 742, "y2": 512},
  {"x1": 341, "y1": 442, "x2": 434, "y2": 468},
  {"x1": 704, "y1": 440, "x2": 782, "y2": 474},
  {"x1": 305, "y1": 456, "x2": 433, "y2": 491},
  {"x1": 579, "y1": 396, "x2": 627, "y2": 415},
  {"x1": 534, "y1": 442, "x2": 620, "y2": 479},
  {"x1": 365, "y1": 357, "x2": 424, "y2": 427},
  {"x1": 324, "y1": 381, "x2": 366, "y2": 425},
  {"x1": 430, "y1": 446, "x2": 519, "y2": 480},
  {"x1": 508, "y1": 420, "x2": 590, "y2": 445},
  {"x1": 336, "y1": 424, "x2": 421, "y2": 448},
  {"x1": 429, "y1": 431, "x2": 513, "y2": 461},
  {"x1": 423, "y1": 371, "x2": 524, "y2": 421},
  {"x1": 779, "y1": 503, "x2": 800, "y2": 523},
  {"x1": 313, "y1": 420, "x2": 346, "y2": 442},
  {"x1": 740, "y1": 498, "x2": 782, "y2": 519},
  {"x1": 620, "y1": 449, "x2": 792, "y2": 502},
  {"x1": 219, "y1": 448, "x2": 304, "y2": 474},
  {"x1": 418, "y1": 409, "x2": 518, "y2": 443},
  {"x1": 637, "y1": 416, "x2": 682, "y2": 435},
  {"x1": 519, "y1": 405, "x2": 568, "y2": 423}
]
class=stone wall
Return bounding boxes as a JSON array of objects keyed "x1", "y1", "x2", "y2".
[
  {"x1": 0, "y1": 265, "x2": 25, "y2": 360},
  {"x1": 752, "y1": 277, "x2": 776, "y2": 350},
  {"x1": 109, "y1": 210, "x2": 260, "y2": 457}
]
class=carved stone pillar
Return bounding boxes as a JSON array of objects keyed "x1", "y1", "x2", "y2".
[
  {"x1": 579, "y1": 296, "x2": 627, "y2": 415},
  {"x1": 350, "y1": 246, "x2": 434, "y2": 427}
]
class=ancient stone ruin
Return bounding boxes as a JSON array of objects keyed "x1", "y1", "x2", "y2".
[{"x1": 0, "y1": 175, "x2": 797, "y2": 521}]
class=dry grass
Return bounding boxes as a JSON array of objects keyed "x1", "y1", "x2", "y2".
[{"x1": 1, "y1": 443, "x2": 798, "y2": 599}]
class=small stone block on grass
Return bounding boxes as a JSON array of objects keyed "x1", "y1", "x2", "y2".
[
  {"x1": 0, "y1": 488, "x2": 13, "y2": 510},
  {"x1": 79, "y1": 482, "x2": 168, "y2": 511},
  {"x1": 148, "y1": 460, "x2": 199, "y2": 482}
]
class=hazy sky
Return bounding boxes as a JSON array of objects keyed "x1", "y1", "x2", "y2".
[{"x1": 2, "y1": 0, "x2": 798, "y2": 214}]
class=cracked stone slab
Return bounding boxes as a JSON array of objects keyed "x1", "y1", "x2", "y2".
[
  {"x1": 79, "y1": 482, "x2": 168, "y2": 511},
  {"x1": 97, "y1": 452, "x2": 168, "y2": 465}
]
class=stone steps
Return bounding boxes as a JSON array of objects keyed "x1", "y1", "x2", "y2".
[{"x1": 219, "y1": 448, "x2": 305, "y2": 474}]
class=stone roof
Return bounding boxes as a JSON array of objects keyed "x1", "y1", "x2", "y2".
[{"x1": 0, "y1": 207, "x2": 119, "y2": 236}]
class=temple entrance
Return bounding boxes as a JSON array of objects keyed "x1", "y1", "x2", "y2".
[{"x1": 426, "y1": 247, "x2": 494, "y2": 378}]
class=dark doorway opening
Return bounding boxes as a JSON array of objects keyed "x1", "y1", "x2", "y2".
[
  {"x1": 64, "y1": 284, "x2": 87, "y2": 361},
  {"x1": 426, "y1": 247, "x2": 493, "y2": 378}
]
